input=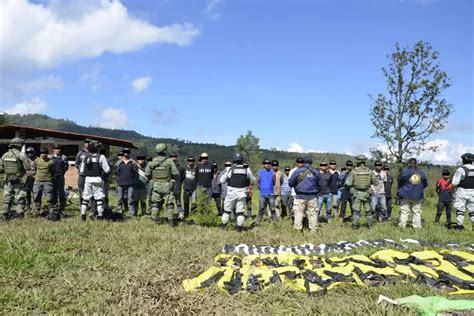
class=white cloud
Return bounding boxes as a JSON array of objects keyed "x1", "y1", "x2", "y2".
[
  {"x1": 417, "y1": 139, "x2": 474, "y2": 165},
  {"x1": 1, "y1": 98, "x2": 48, "y2": 115},
  {"x1": 132, "y1": 76, "x2": 152, "y2": 93},
  {"x1": 288, "y1": 142, "x2": 304, "y2": 153},
  {"x1": 371, "y1": 139, "x2": 473, "y2": 165},
  {"x1": 287, "y1": 142, "x2": 323, "y2": 153},
  {"x1": 0, "y1": 0, "x2": 201, "y2": 71},
  {"x1": 98, "y1": 107, "x2": 129, "y2": 129},
  {"x1": 79, "y1": 63, "x2": 102, "y2": 91},
  {"x1": 205, "y1": 0, "x2": 223, "y2": 21},
  {"x1": 22, "y1": 75, "x2": 63, "y2": 94}
]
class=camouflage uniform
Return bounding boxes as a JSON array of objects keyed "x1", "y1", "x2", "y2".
[
  {"x1": 344, "y1": 155, "x2": 378, "y2": 228},
  {"x1": 145, "y1": 144, "x2": 179, "y2": 224},
  {"x1": 0, "y1": 138, "x2": 31, "y2": 219}
]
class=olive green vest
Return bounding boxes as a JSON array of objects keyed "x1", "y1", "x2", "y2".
[
  {"x1": 353, "y1": 166, "x2": 371, "y2": 190},
  {"x1": 152, "y1": 158, "x2": 171, "y2": 182},
  {"x1": 2, "y1": 149, "x2": 24, "y2": 177}
]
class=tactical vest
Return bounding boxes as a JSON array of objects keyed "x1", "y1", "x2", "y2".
[
  {"x1": 353, "y1": 167, "x2": 371, "y2": 190},
  {"x1": 52, "y1": 155, "x2": 66, "y2": 176},
  {"x1": 84, "y1": 154, "x2": 101, "y2": 177},
  {"x1": 228, "y1": 166, "x2": 248, "y2": 188},
  {"x1": 3, "y1": 150, "x2": 23, "y2": 176},
  {"x1": 152, "y1": 158, "x2": 171, "y2": 182},
  {"x1": 458, "y1": 167, "x2": 474, "y2": 189}
]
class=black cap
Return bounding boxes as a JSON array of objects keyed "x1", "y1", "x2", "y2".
[
  {"x1": 345, "y1": 160, "x2": 353, "y2": 166},
  {"x1": 263, "y1": 159, "x2": 271, "y2": 165},
  {"x1": 284, "y1": 166, "x2": 291, "y2": 171},
  {"x1": 407, "y1": 158, "x2": 417, "y2": 164},
  {"x1": 187, "y1": 157, "x2": 195, "y2": 162},
  {"x1": 271, "y1": 160, "x2": 279, "y2": 166},
  {"x1": 137, "y1": 155, "x2": 146, "y2": 160},
  {"x1": 212, "y1": 162, "x2": 218, "y2": 168},
  {"x1": 53, "y1": 144, "x2": 61, "y2": 149},
  {"x1": 170, "y1": 153, "x2": 178, "y2": 158},
  {"x1": 296, "y1": 157, "x2": 304, "y2": 164},
  {"x1": 461, "y1": 153, "x2": 474, "y2": 162},
  {"x1": 442, "y1": 169, "x2": 450, "y2": 176},
  {"x1": 40, "y1": 147, "x2": 48, "y2": 154},
  {"x1": 303, "y1": 156, "x2": 313, "y2": 164}
]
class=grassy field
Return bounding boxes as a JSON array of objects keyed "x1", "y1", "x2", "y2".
[{"x1": 1, "y1": 190, "x2": 473, "y2": 315}]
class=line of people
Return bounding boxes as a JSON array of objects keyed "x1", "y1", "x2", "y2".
[{"x1": 1, "y1": 137, "x2": 473, "y2": 231}]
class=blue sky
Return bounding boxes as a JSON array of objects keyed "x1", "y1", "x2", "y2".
[{"x1": 0, "y1": 0, "x2": 472, "y2": 164}]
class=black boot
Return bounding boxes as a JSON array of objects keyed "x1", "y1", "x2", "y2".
[
  {"x1": 236, "y1": 225, "x2": 243, "y2": 232},
  {"x1": 81, "y1": 214, "x2": 86, "y2": 222}
]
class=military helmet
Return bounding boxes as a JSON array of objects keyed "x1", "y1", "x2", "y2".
[
  {"x1": 9, "y1": 137, "x2": 24, "y2": 148},
  {"x1": 233, "y1": 153, "x2": 243, "y2": 163},
  {"x1": 355, "y1": 154, "x2": 367, "y2": 162},
  {"x1": 155, "y1": 143, "x2": 167, "y2": 154}
]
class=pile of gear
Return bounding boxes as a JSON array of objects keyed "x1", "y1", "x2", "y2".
[
  {"x1": 183, "y1": 241, "x2": 474, "y2": 295},
  {"x1": 222, "y1": 239, "x2": 474, "y2": 256}
]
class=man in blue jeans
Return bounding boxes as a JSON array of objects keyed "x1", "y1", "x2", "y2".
[
  {"x1": 256, "y1": 159, "x2": 277, "y2": 222},
  {"x1": 317, "y1": 161, "x2": 333, "y2": 222},
  {"x1": 371, "y1": 160, "x2": 387, "y2": 221},
  {"x1": 116, "y1": 148, "x2": 137, "y2": 217}
]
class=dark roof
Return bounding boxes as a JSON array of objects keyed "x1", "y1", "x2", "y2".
[{"x1": 0, "y1": 124, "x2": 138, "y2": 148}]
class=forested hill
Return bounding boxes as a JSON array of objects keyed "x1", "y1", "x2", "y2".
[{"x1": 3, "y1": 114, "x2": 355, "y2": 168}]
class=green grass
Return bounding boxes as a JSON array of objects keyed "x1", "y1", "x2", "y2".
[{"x1": 0, "y1": 191, "x2": 473, "y2": 314}]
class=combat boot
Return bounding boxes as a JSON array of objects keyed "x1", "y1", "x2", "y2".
[
  {"x1": 236, "y1": 225, "x2": 243, "y2": 233},
  {"x1": 81, "y1": 214, "x2": 86, "y2": 222}
]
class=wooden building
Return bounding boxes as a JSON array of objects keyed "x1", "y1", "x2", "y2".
[{"x1": 0, "y1": 124, "x2": 138, "y2": 188}]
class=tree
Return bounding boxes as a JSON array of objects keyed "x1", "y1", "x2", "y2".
[
  {"x1": 370, "y1": 41, "x2": 453, "y2": 163},
  {"x1": 235, "y1": 130, "x2": 261, "y2": 170}
]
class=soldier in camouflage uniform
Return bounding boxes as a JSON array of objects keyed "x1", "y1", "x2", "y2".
[
  {"x1": 0, "y1": 138, "x2": 31, "y2": 220},
  {"x1": 145, "y1": 143, "x2": 179, "y2": 225},
  {"x1": 344, "y1": 154, "x2": 379, "y2": 229}
]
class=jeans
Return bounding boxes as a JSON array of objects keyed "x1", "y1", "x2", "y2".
[
  {"x1": 258, "y1": 195, "x2": 277, "y2": 220},
  {"x1": 317, "y1": 193, "x2": 332, "y2": 219},
  {"x1": 117, "y1": 185, "x2": 135, "y2": 215},
  {"x1": 281, "y1": 194, "x2": 293, "y2": 218},
  {"x1": 213, "y1": 193, "x2": 222, "y2": 214},
  {"x1": 340, "y1": 194, "x2": 353, "y2": 218},
  {"x1": 183, "y1": 188, "x2": 197, "y2": 218},
  {"x1": 436, "y1": 200, "x2": 452, "y2": 223},
  {"x1": 386, "y1": 197, "x2": 393, "y2": 219},
  {"x1": 371, "y1": 193, "x2": 387, "y2": 220},
  {"x1": 52, "y1": 176, "x2": 66, "y2": 212}
]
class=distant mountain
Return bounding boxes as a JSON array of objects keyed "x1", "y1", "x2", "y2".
[{"x1": 2, "y1": 113, "x2": 355, "y2": 168}]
